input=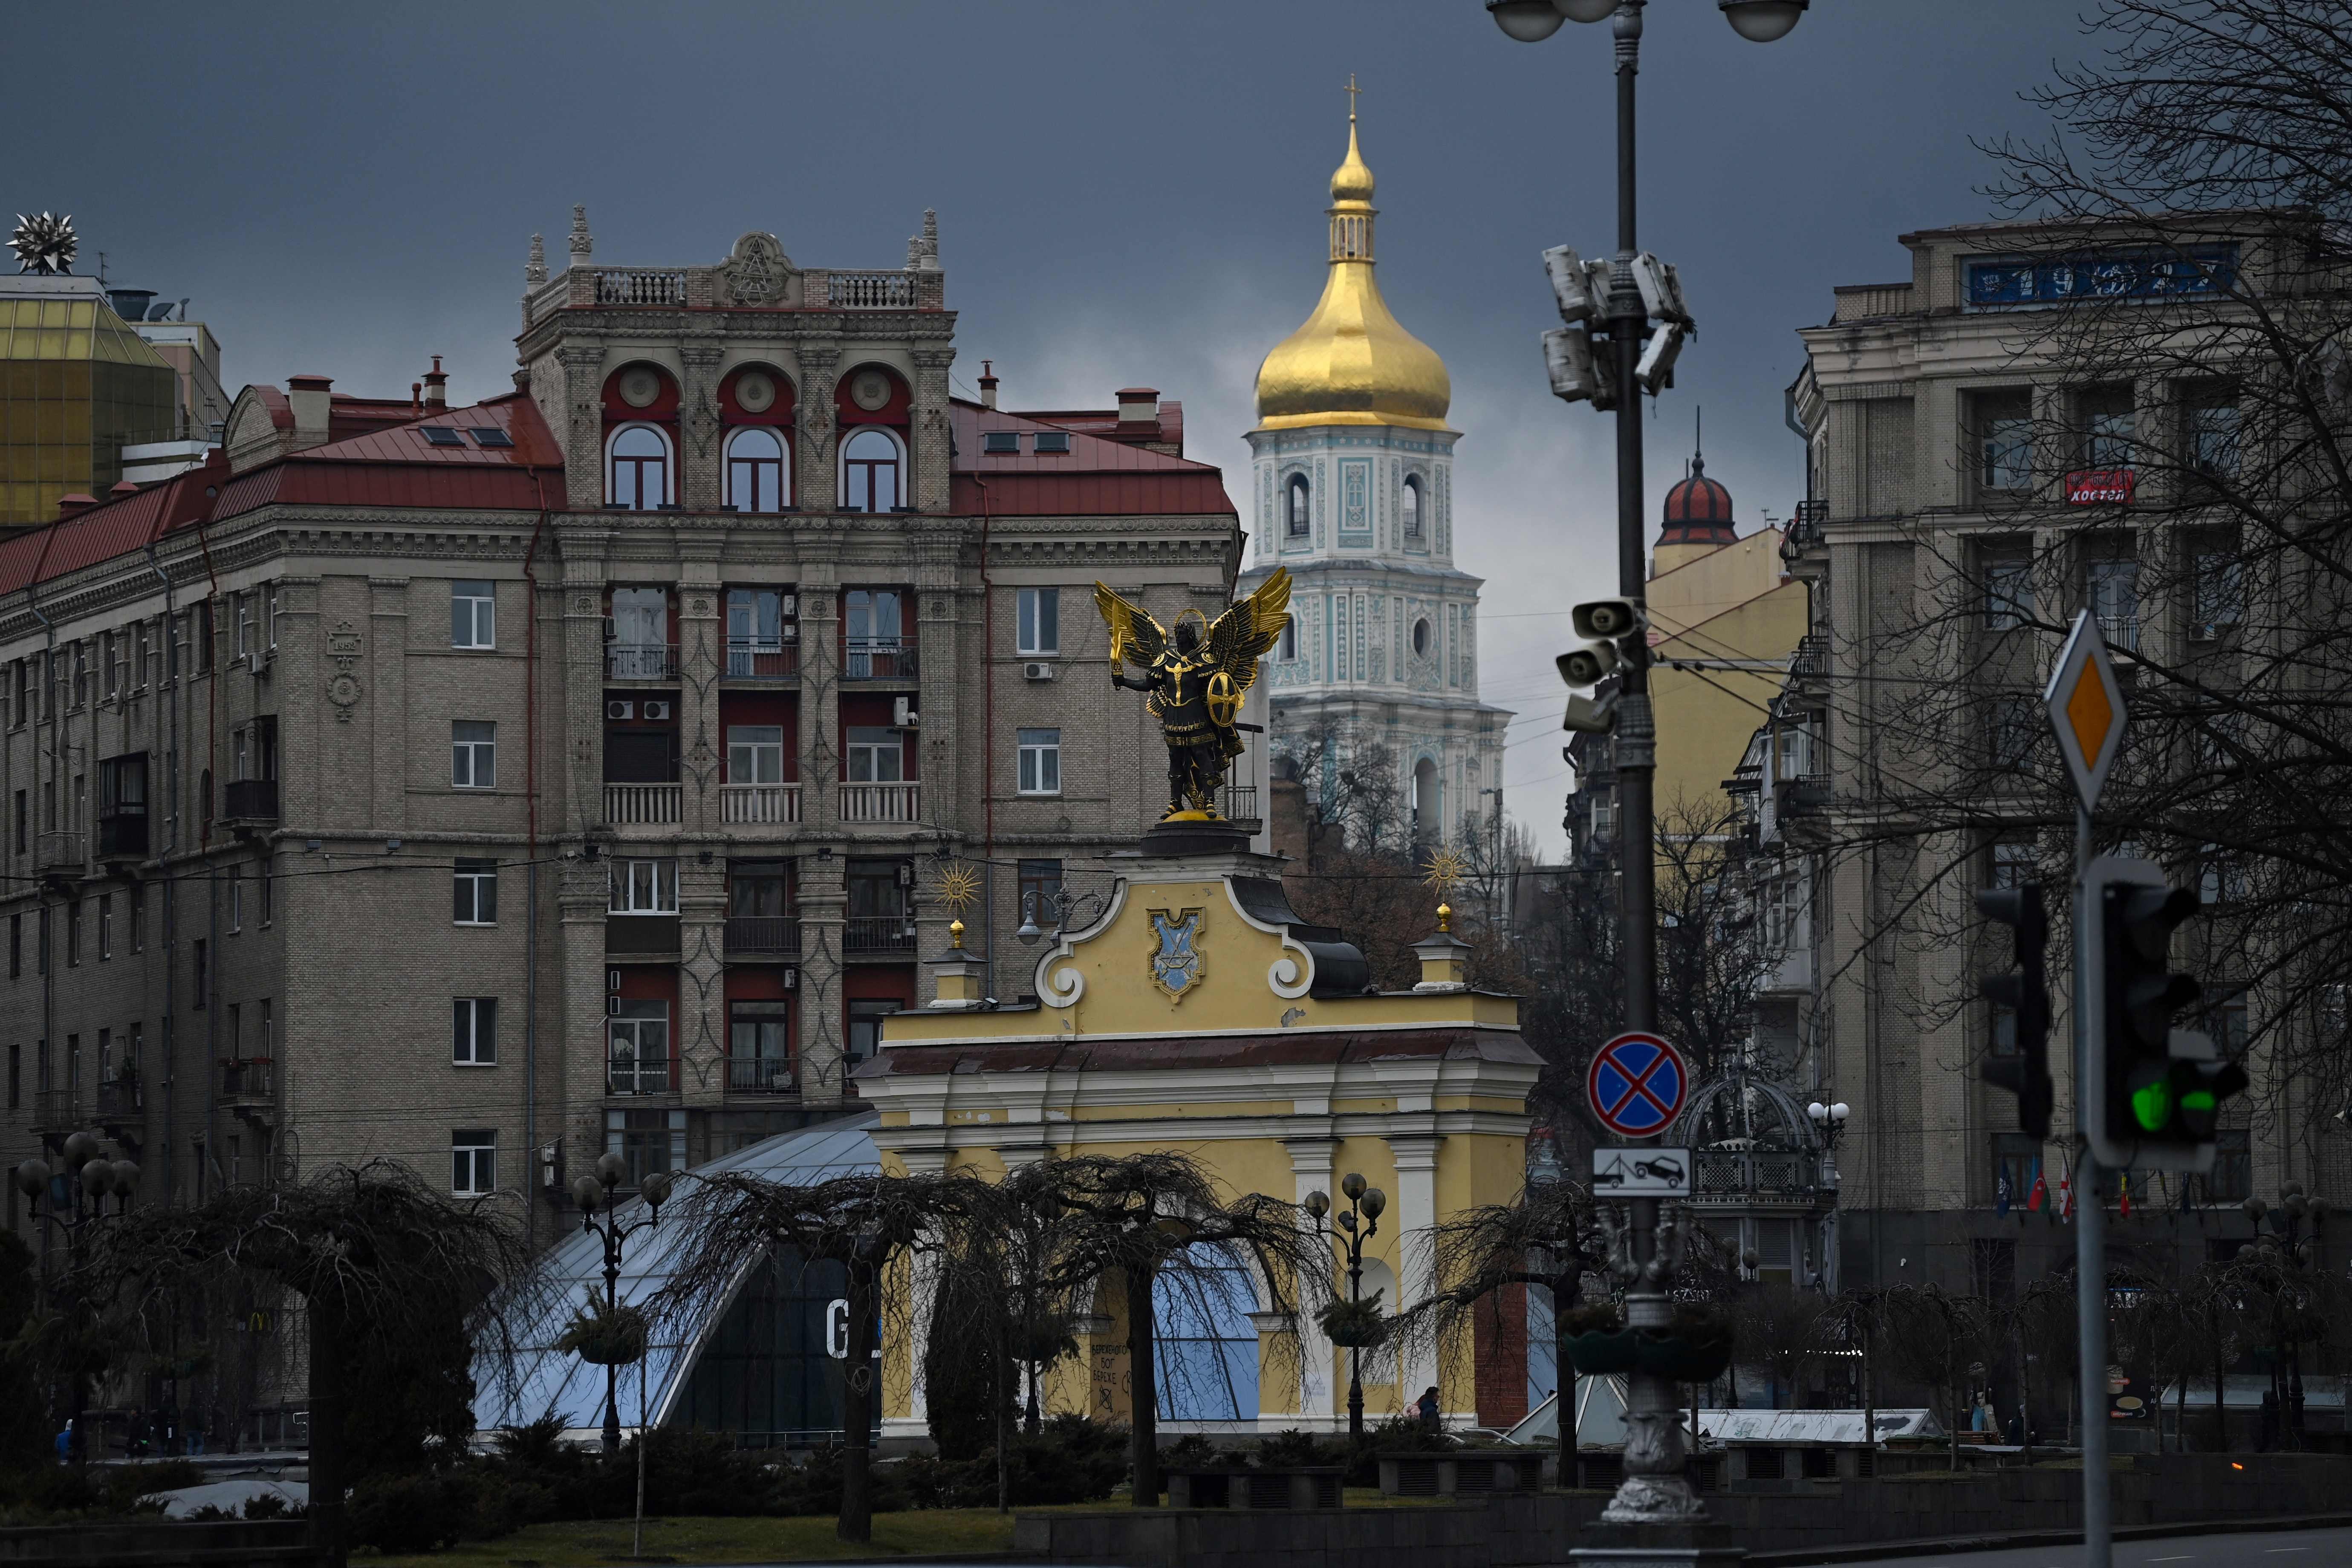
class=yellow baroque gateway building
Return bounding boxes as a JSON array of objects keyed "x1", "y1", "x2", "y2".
[{"x1": 858, "y1": 833, "x2": 1540, "y2": 1437}]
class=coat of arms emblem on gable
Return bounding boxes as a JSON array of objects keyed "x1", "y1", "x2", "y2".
[{"x1": 1147, "y1": 908, "x2": 1205, "y2": 1002}]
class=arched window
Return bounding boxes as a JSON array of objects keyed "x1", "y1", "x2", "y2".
[
  {"x1": 1401, "y1": 474, "x2": 1424, "y2": 540},
  {"x1": 841, "y1": 428, "x2": 902, "y2": 513},
  {"x1": 607, "y1": 424, "x2": 672, "y2": 511},
  {"x1": 1276, "y1": 618, "x2": 1297, "y2": 662},
  {"x1": 725, "y1": 427, "x2": 788, "y2": 514},
  {"x1": 1411, "y1": 617, "x2": 1431, "y2": 657},
  {"x1": 1286, "y1": 474, "x2": 1311, "y2": 538}
]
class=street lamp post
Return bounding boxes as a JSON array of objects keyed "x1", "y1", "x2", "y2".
[
  {"x1": 1489, "y1": 0, "x2": 1814, "y2": 1529},
  {"x1": 572, "y1": 1154, "x2": 673, "y2": 1455},
  {"x1": 2240, "y1": 1184, "x2": 2329, "y2": 1448},
  {"x1": 1305, "y1": 1174, "x2": 1387, "y2": 1438},
  {"x1": 14, "y1": 1133, "x2": 139, "y2": 1462}
]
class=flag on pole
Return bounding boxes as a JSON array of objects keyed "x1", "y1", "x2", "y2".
[
  {"x1": 2028, "y1": 1162, "x2": 2048, "y2": 1213},
  {"x1": 2119, "y1": 1174, "x2": 2132, "y2": 1219},
  {"x1": 2059, "y1": 1172, "x2": 2075, "y2": 1222},
  {"x1": 1997, "y1": 1170, "x2": 2012, "y2": 1218}
]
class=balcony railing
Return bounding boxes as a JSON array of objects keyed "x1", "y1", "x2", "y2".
[
  {"x1": 844, "y1": 915, "x2": 917, "y2": 955},
  {"x1": 34, "y1": 832, "x2": 81, "y2": 874},
  {"x1": 841, "y1": 641, "x2": 917, "y2": 682},
  {"x1": 722, "y1": 783, "x2": 802, "y2": 825},
  {"x1": 724, "y1": 638, "x2": 800, "y2": 681},
  {"x1": 606, "y1": 643, "x2": 679, "y2": 680},
  {"x1": 826, "y1": 271, "x2": 916, "y2": 309},
  {"x1": 1223, "y1": 785, "x2": 1260, "y2": 830},
  {"x1": 607, "y1": 1055, "x2": 675, "y2": 1096},
  {"x1": 218, "y1": 1057, "x2": 276, "y2": 1104},
  {"x1": 606, "y1": 782, "x2": 681, "y2": 825},
  {"x1": 725, "y1": 915, "x2": 801, "y2": 957},
  {"x1": 31, "y1": 1089, "x2": 78, "y2": 1130},
  {"x1": 726, "y1": 1057, "x2": 798, "y2": 1094},
  {"x1": 1690, "y1": 1147, "x2": 1823, "y2": 1203},
  {"x1": 1789, "y1": 636, "x2": 1828, "y2": 678},
  {"x1": 595, "y1": 268, "x2": 687, "y2": 306},
  {"x1": 223, "y1": 777, "x2": 280, "y2": 821},
  {"x1": 95, "y1": 1077, "x2": 141, "y2": 1123},
  {"x1": 839, "y1": 783, "x2": 920, "y2": 824},
  {"x1": 96, "y1": 809, "x2": 148, "y2": 860}
]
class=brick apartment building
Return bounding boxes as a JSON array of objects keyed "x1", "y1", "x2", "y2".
[{"x1": 0, "y1": 211, "x2": 1241, "y2": 1247}]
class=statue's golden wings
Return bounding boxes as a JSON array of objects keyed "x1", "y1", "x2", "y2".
[
  {"x1": 1093, "y1": 582, "x2": 1167, "y2": 671},
  {"x1": 1205, "y1": 568, "x2": 1292, "y2": 702}
]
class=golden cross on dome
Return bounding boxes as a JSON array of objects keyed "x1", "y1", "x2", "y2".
[{"x1": 1344, "y1": 74, "x2": 1361, "y2": 121}]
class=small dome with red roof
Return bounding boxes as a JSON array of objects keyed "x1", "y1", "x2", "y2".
[{"x1": 1659, "y1": 451, "x2": 1737, "y2": 548}]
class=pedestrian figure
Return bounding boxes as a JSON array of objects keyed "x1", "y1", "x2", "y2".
[{"x1": 1416, "y1": 1386, "x2": 1441, "y2": 1431}]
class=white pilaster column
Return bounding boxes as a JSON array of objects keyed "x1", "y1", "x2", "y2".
[
  {"x1": 890, "y1": 1144, "x2": 951, "y2": 1435},
  {"x1": 1386, "y1": 1134, "x2": 1444, "y2": 1414},
  {"x1": 1285, "y1": 1138, "x2": 1337, "y2": 1428}
]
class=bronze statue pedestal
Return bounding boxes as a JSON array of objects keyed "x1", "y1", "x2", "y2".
[{"x1": 1138, "y1": 814, "x2": 1253, "y2": 859}]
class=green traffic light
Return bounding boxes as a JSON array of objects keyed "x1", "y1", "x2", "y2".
[{"x1": 2131, "y1": 1076, "x2": 2175, "y2": 1132}]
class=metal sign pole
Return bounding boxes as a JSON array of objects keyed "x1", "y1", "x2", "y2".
[{"x1": 2075, "y1": 796, "x2": 2110, "y2": 1568}]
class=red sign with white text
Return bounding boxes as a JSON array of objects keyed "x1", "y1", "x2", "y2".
[{"x1": 2066, "y1": 468, "x2": 2135, "y2": 506}]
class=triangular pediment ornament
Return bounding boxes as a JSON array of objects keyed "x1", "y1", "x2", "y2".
[{"x1": 721, "y1": 231, "x2": 795, "y2": 306}]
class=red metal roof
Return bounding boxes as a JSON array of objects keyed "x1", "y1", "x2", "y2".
[
  {"x1": 948, "y1": 400, "x2": 1231, "y2": 517},
  {"x1": 1011, "y1": 400, "x2": 1185, "y2": 453}
]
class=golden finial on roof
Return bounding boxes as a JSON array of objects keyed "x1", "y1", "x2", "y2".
[
  {"x1": 949, "y1": 917, "x2": 966, "y2": 951},
  {"x1": 1422, "y1": 843, "x2": 1470, "y2": 934},
  {"x1": 1436, "y1": 901, "x2": 1453, "y2": 935},
  {"x1": 1332, "y1": 76, "x2": 1374, "y2": 203}
]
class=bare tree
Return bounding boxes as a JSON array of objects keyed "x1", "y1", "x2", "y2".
[{"x1": 1877, "y1": 1284, "x2": 1994, "y2": 1469}]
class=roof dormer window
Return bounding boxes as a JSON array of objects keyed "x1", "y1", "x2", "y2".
[
  {"x1": 422, "y1": 427, "x2": 465, "y2": 448},
  {"x1": 1033, "y1": 430, "x2": 1070, "y2": 454},
  {"x1": 982, "y1": 431, "x2": 1020, "y2": 454}
]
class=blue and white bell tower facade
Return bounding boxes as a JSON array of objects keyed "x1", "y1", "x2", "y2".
[{"x1": 1240, "y1": 107, "x2": 1508, "y2": 845}]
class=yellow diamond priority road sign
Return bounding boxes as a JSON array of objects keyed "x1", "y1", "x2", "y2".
[{"x1": 2046, "y1": 609, "x2": 2127, "y2": 810}]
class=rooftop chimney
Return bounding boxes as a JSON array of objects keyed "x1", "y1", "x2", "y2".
[
  {"x1": 978, "y1": 360, "x2": 998, "y2": 410},
  {"x1": 55, "y1": 494, "x2": 99, "y2": 519},
  {"x1": 287, "y1": 374, "x2": 333, "y2": 450},
  {"x1": 110, "y1": 480, "x2": 141, "y2": 497},
  {"x1": 1116, "y1": 386, "x2": 1160, "y2": 426},
  {"x1": 423, "y1": 355, "x2": 448, "y2": 408}
]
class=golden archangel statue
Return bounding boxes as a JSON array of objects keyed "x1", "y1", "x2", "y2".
[{"x1": 1095, "y1": 569, "x2": 1292, "y2": 821}]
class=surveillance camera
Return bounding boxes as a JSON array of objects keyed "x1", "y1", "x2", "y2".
[
  {"x1": 1571, "y1": 598, "x2": 1647, "y2": 642},
  {"x1": 1632, "y1": 252, "x2": 1691, "y2": 326},
  {"x1": 1562, "y1": 690, "x2": 1619, "y2": 735},
  {"x1": 1542, "y1": 326, "x2": 1615, "y2": 408},
  {"x1": 1555, "y1": 641, "x2": 1621, "y2": 687},
  {"x1": 1543, "y1": 245, "x2": 1604, "y2": 324},
  {"x1": 1635, "y1": 322, "x2": 1685, "y2": 396}
]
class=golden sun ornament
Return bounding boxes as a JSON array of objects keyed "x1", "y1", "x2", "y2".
[
  {"x1": 932, "y1": 861, "x2": 982, "y2": 916},
  {"x1": 1422, "y1": 844, "x2": 1470, "y2": 897}
]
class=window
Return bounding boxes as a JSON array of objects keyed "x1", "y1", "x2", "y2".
[
  {"x1": 1412, "y1": 618, "x2": 1431, "y2": 657},
  {"x1": 1017, "y1": 587, "x2": 1060, "y2": 655},
  {"x1": 1019, "y1": 858, "x2": 1064, "y2": 927},
  {"x1": 234, "y1": 594, "x2": 254, "y2": 660},
  {"x1": 70, "y1": 642, "x2": 88, "y2": 708},
  {"x1": 422, "y1": 426, "x2": 466, "y2": 448},
  {"x1": 469, "y1": 427, "x2": 514, "y2": 449},
  {"x1": 454, "y1": 859, "x2": 499, "y2": 925},
  {"x1": 730, "y1": 1002, "x2": 792, "y2": 1089},
  {"x1": 843, "y1": 588, "x2": 904, "y2": 676},
  {"x1": 2199, "y1": 844, "x2": 2250, "y2": 907},
  {"x1": 11, "y1": 660, "x2": 26, "y2": 725},
  {"x1": 65, "y1": 901, "x2": 80, "y2": 967},
  {"x1": 258, "y1": 997, "x2": 272, "y2": 1059},
  {"x1": 1989, "y1": 695, "x2": 2039, "y2": 769},
  {"x1": 727, "y1": 725, "x2": 784, "y2": 784},
  {"x1": 2209, "y1": 1129, "x2": 2252, "y2": 1203},
  {"x1": 608, "y1": 1002, "x2": 672, "y2": 1094},
  {"x1": 2187, "y1": 390, "x2": 2240, "y2": 481},
  {"x1": 730, "y1": 860, "x2": 792, "y2": 919},
  {"x1": 453, "y1": 998, "x2": 497, "y2": 1066},
  {"x1": 725, "y1": 586, "x2": 792, "y2": 676},
  {"x1": 1983, "y1": 552, "x2": 2033, "y2": 631},
  {"x1": 7, "y1": 915, "x2": 16, "y2": 979},
  {"x1": 228, "y1": 868, "x2": 243, "y2": 933},
  {"x1": 198, "y1": 602, "x2": 214, "y2": 670},
  {"x1": 1017, "y1": 728, "x2": 1061, "y2": 795},
  {"x1": 128, "y1": 886, "x2": 143, "y2": 952},
  {"x1": 2191, "y1": 548, "x2": 2245, "y2": 635},
  {"x1": 605, "y1": 1108, "x2": 685, "y2": 1187},
  {"x1": 1991, "y1": 839, "x2": 2036, "y2": 890},
  {"x1": 2087, "y1": 551, "x2": 2139, "y2": 651},
  {"x1": 2077, "y1": 385, "x2": 2134, "y2": 469},
  {"x1": 167, "y1": 613, "x2": 185, "y2": 681},
  {"x1": 1976, "y1": 393, "x2": 2034, "y2": 493},
  {"x1": 1402, "y1": 474, "x2": 1424, "y2": 540},
  {"x1": 452, "y1": 721, "x2": 497, "y2": 789},
  {"x1": 1276, "y1": 619, "x2": 1297, "y2": 662},
  {"x1": 266, "y1": 584, "x2": 280, "y2": 650},
  {"x1": 846, "y1": 999, "x2": 901, "y2": 1065},
  {"x1": 847, "y1": 726, "x2": 904, "y2": 783},
  {"x1": 103, "y1": 632, "x2": 124, "y2": 699},
  {"x1": 1775, "y1": 719, "x2": 1820, "y2": 781},
  {"x1": 607, "y1": 585, "x2": 670, "y2": 676},
  {"x1": 97, "y1": 894, "x2": 111, "y2": 961},
  {"x1": 136, "y1": 621, "x2": 156, "y2": 690},
  {"x1": 609, "y1": 859, "x2": 679, "y2": 915},
  {"x1": 982, "y1": 430, "x2": 1020, "y2": 455},
  {"x1": 840, "y1": 428, "x2": 901, "y2": 513},
  {"x1": 451, "y1": 1130, "x2": 497, "y2": 1197},
  {"x1": 725, "y1": 426, "x2": 788, "y2": 513},
  {"x1": 607, "y1": 424, "x2": 671, "y2": 510},
  {"x1": 1285, "y1": 474, "x2": 1310, "y2": 538},
  {"x1": 6, "y1": 1045, "x2": 14, "y2": 1110},
  {"x1": 1033, "y1": 430, "x2": 1070, "y2": 454},
  {"x1": 452, "y1": 580, "x2": 496, "y2": 649},
  {"x1": 1992, "y1": 1135, "x2": 2039, "y2": 1209},
  {"x1": 259, "y1": 869, "x2": 272, "y2": 928},
  {"x1": 2204, "y1": 984, "x2": 2250, "y2": 1056}
]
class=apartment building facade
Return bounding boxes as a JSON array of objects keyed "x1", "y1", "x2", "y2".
[{"x1": 0, "y1": 213, "x2": 1240, "y2": 1247}]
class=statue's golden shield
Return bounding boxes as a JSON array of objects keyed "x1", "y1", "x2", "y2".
[{"x1": 1206, "y1": 670, "x2": 1240, "y2": 728}]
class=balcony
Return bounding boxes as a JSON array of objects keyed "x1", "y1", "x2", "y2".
[
  {"x1": 606, "y1": 643, "x2": 679, "y2": 680},
  {"x1": 222, "y1": 777, "x2": 280, "y2": 822},
  {"x1": 725, "y1": 916, "x2": 801, "y2": 958},
  {"x1": 30, "y1": 1089, "x2": 79, "y2": 1132},
  {"x1": 726, "y1": 1057, "x2": 798, "y2": 1095},
  {"x1": 724, "y1": 638, "x2": 800, "y2": 681},
  {"x1": 1789, "y1": 636, "x2": 1828, "y2": 679},
  {"x1": 607, "y1": 1055, "x2": 675, "y2": 1096},
  {"x1": 218, "y1": 1057, "x2": 276, "y2": 1109},
  {"x1": 841, "y1": 641, "x2": 917, "y2": 683},
  {"x1": 839, "y1": 783, "x2": 920, "y2": 824},
  {"x1": 844, "y1": 915, "x2": 917, "y2": 955},
  {"x1": 94, "y1": 1075, "x2": 141, "y2": 1125},
  {"x1": 595, "y1": 268, "x2": 686, "y2": 306},
  {"x1": 605, "y1": 915, "x2": 680, "y2": 956},
  {"x1": 606, "y1": 782, "x2": 681, "y2": 826},
  {"x1": 95, "y1": 807, "x2": 148, "y2": 861},
  {"x1": 1223, "y1": 785, "x2": 1261, "y2": 835},
  {"x1": 33, "y1": 832, "x2": 81, "y2": 876},
  {"x1": 722, "y1": 784, "x2": 802, "y2": 825},
  {"x1": 1689, "y1": 1146, "x2": 1824, "y2": 1205}
]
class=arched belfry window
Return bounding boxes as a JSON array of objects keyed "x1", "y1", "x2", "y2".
[
  {"x1": 607, "y1": 424, "x2": 673, "y2": 511},
  {"x1": 841, "y1": 428, "x2": 902, "y2": 513},
  {"x1": 1402, "y1": 474, "x2": 1424, "y2": 540},
  {"x1": 1286, "y1": 474, "x2": 1311, "y2": 538},
  {"x1": 725, "y1": 426, "x2": 788, "y2": 514}
]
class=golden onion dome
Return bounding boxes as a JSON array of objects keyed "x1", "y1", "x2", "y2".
[{"x1": 1254, "y1": 108, "x2": 1451, "y2": 433}]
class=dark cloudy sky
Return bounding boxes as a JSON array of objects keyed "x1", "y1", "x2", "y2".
[{"x1": 12, "y1": 1, "x2": 2100, "y2": 853}]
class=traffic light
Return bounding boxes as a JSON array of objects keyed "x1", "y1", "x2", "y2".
[
  {"x1": 2084, "y1": 858, "x2": 2248, "y2": 1170},
  {"x1": 1976, "y1": 881, "x2": 2052, "y2": 1140}
]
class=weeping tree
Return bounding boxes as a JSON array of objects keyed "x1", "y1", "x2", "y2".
[
  {"x1": 650, "y1": 1168, "x2": 1001, "y2": 1543},
  {"x1": 66, "y1": 1163, "x2": 535, "y2": 1568},
  {"x1": 1027, "y1": 1153, "x2": 1326, "y2": 1509},
  {"x1": 1877, "y1": 1284, "x2": 1994, "y2": 1470},
  {"x1": 1820, "y1": 1289, "x2": 1884, "y2": 1447},
  {"x1": 1413, "y1": 1180, "x2": 1606, "y2": 1464}
]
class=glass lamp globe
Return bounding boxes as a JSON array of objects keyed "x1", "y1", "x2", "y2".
[
  {"x1": 1806, "y1": 1101, "x2": 1828, "y2": 1121},
  {"x1": 1488, "y1": 0, "x2": 1566, "y2": 42},
  {"x1": 1556, "y1": 0, "x2": 1619, "y2": 21},
  {"x1": 1721, "y1": 0, "x2": 1809, "y2": 43}
]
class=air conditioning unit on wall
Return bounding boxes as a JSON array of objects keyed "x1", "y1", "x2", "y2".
[
  {"x1": 1023, "y1": 661, "x2": 1055, "y2": 681},
  {"x1": 607, "y1": 700, "x2": 634, "y2": 720},
  {"x1": 642, "y1": 700, "x2": 673, "y2": 720}
]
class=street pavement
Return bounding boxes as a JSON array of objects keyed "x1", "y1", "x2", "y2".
[{"x1": 1803, "y1": 1522, "x2": 2352, "y2": 1568}]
